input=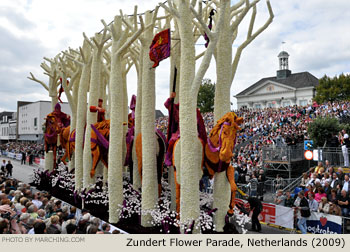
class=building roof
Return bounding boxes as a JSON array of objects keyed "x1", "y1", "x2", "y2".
[
  {"x1": 155, "y1": 110, "x2": 164, "y2": 119},
  {"x1": 235, "y1": 71, "x2": 319, "y2": 97},
  {"x1": 278, "y1": 51, "x2": 289, "y2": 57}
]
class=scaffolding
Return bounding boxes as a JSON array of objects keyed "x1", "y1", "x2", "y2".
[{"x1": 262, "y1": 143, "x2": 304, "y2": 179}]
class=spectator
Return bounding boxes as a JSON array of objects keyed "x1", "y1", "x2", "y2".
[
  {"x1": 18, "y1": 213, "x2": 31, "y2": 233},
  {"x1": 323, "y1": 181, "x2": 331, "y2": 196},
  {"x1": 32, "y1": 192, "x2": 42, "y2": 209},
  {"x1": 341, "y1": 174, "x2": 350, "y2": 192},
  {"x1": 284, "y1": 191, "x2": 294, "y2": 207},
  {"x1": 315, "y1": 162, "x2": 324, "y2": 174},
  {"x1": 102, "y1": 223, "x2": 111, "y2": 234},
  {"x1": 330, "y1": 172, "x2": 340, "y2": 190},
  {"x1": 300, "y1": 173, "x2": 309, "y2": 189},
  {"x1": 33, "y1": 220, "x2": 47, "y2": 234},
  {"x1": 5, "y1": 160, "x2": 13, "y2": 177},
  {"x1": 318, "y1": 197, "x2": 330, "y2": 214},
  {"x1": 274, "y1": 190, "x2": 285, "y2": 205},
  {"x1": 295, "y1": 191, "x2": 311, "y2": 234},
  {"x1": 315, "y1": 187, "x2": 327, "y2": 203},
  {"x1": 340, "y1": 130, "x2": 349, "y2": 167},
  {"x1": 307, "y1": 192, "x2": 319, "y2": 212},
  {"x1": 257, "y1": 169, "x2": 266, "y2": 201},
  {"x1": 274, "y1": 174, "x2": 284, "y2": 191},
  {"x1": 66, "y1": 223, "x2": 77, "y2": 234},
  {"x1": 1, "y1": 160, "x2": 6, "y2": 174},
  {"x1": 329, "y1": 202, "x2": 342, "y2": 216},
  {"x1": 337, "y1": 168, "x2": 345, "y2": 185},
  {"x1": 337, "y1": 189, "x2": 349, "y2": 217},
  {"x1": 47, "y1": 215, "x2": 61, "y2": 234},
  {"x1": 247, "y1": 173, "x2": 258, "y2": 197}
]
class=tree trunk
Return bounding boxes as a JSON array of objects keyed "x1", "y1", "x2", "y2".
[
  {"x1": 45, "y1": 151, "x2": 53, "y2": 172},
  {"x1": 212, "y1": 5, "x2": 233, "y2": 232},
  {"x1": 132, "y1": 48, "x2": 143, "y2": 190},
  {"x1": 177, "y1": 1, "x2": 201, "y2": 230},
  {"x1": 74, "y1": 44, "x2": 91, "y2": 190},
  {"x1": 140, "y1": 12, "x2": 157, "y2": 227},
  {"x1": 83, "y1": 34, "x2": 103, "y2": 188},
  {"x1": 108, "y1": 16, "x2": 125, "y2": 223}
]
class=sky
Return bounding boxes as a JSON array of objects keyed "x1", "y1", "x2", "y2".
[{"x1": 0, "y1": 0, "x2": 349, "y2": 115}]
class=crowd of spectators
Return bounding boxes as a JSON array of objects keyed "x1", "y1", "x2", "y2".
[
  {"x1": 0, "y1": 174, "x2": 119, "y2": 234},
  {"x1": 272, "y1": 162, "x2": 350, "y2": 218},
  {"x1": 0, "y1": 142, "x2": 45, "y2": 165}
]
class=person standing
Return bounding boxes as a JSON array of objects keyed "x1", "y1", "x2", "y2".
[
  {"x1": 248, "y1": 173, "x2": 258, "y2": 197},
  {"x1": 1, "y1": 160, "x2": 6, "y2": 174},
  {"x1": 247, "y1": 196, "x2": 263, "y2": 232},
  {"x1": 295, "y1": 191, "x2": 311, "y2": 234},
  {"x1": 5, "y1": 160, "x2": 13, "y2": 177},
  {"x1": 340, "y1": 130, "x2": 349, "y2": 167},
  {"x1": 21, "y1": 150, "x2": 26, "y2": 165}
]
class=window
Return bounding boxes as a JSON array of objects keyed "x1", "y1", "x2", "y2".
[
  {"x1": 267, "y1": 103, "x2": 275, "y2": 108},
  {"x1": 255, "y1": 104, "x2": 261, "y2": 109},
  {"x1": 282, "y1": 101, "x2": 291, "y2": 107},
  {"x1": 34, "y1": 118, "x2": 37, "y2": 127},
  {"x1": 299, "y1": 100, "x2": 307, "y2": 106}
]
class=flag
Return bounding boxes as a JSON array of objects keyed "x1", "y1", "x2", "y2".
[
  {"x1": 58, "y1": 78, "x2": 69, "y2": 103},
  {"x1": 149, "y1": 29, "x2": 171, "y2": 68},
  {"x1": 204, "y1": 9, "x2": 216, "y2": 48}
]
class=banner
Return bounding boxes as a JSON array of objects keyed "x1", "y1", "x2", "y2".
[
  {"x1": 306, "y1": 211, "x2": 342, "y2": 234},
  {"x1": 235, "y1": 199, "x2": 296, "y2": 229},
  {"x1": 275, "y1": 205, "x2": 294, "y2": 229}
]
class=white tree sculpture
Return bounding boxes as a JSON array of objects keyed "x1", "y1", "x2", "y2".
[
  {"x1": 82, "y1": 30, "x2": 110, "y2": 188},
  {"x1": 63, "y1": 41, "x2": 92, "y2": 189},
  {"x1": 160, "y1": 0, "x2": 227, "y2": 230},
  {"x1": 28, "y1": 57, "x2": 61, "y2": 172},
  {"x1": 138, "y1": 9, "x2": 162, "y2": 227},
  {"x1": 212, "y1": 0, "x2": 273, "y2": 231},
  {"x1": 28, "y1": 57, "x2": 60, "y2": 111},
  {"x1": 102, "y1": 10, "x2": 145, "y2": 223}
]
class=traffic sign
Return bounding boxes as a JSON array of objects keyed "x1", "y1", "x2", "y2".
[{"x1": 304, "y1": 150, "x2": 313, "y2": 160}]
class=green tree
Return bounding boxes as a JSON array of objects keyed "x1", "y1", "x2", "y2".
[
  {"x1": 197, "y1": 78, "x2": 215, "y2": 113},
  {"x1": 314, "y1": 73, "x2": 350, "y2": 104},
  {"x1": 308, "y1": 117, "x2": 340, "y2": 147}
]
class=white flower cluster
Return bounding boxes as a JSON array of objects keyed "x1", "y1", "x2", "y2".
[{"x1": 31, "y1": 166, "x2": 249, "y2": 233}]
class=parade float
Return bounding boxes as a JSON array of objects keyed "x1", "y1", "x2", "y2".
[{"x1": 29, "y1": 0, "x2": 273, "y2": 234}]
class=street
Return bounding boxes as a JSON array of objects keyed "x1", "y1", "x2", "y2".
[{"x1": 1, "y1": 156, "x2": 40, "y2": 184}]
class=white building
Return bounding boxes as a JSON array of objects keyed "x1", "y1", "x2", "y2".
[
  {"x1": 0, "y1": 112, "x2": 16, "y2": 143},
  {"x1": 18, "y1": 101, "x2": 71, "y2": 142},
  {"x1": 235, "y1": 51, "x2": 319, "y2": 109}
]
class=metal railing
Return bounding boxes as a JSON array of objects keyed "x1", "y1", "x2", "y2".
[
  {"x1": 282, "y1": 174, "x2": 304, "y2": 193},
  {"x1": 314, "y1": 147, "x2": 348, "y2": 167},
  {"x1": 262, "y1": 143, "x2": 304, "y2": 163}
]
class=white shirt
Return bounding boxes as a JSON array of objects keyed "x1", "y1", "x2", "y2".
[
  {"x1": 32, "y1": 199, "x2": 42, "y2": 209},
  {"x1": 342, "y1": 180, "x2": 350, "y2": 192},
  {"x1": 308, "y1": 199, "x2": 319, "y2": 212}
]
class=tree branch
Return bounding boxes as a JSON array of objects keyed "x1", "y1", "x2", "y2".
[
  {"x1": 230, "y1": 0, "x2": 273, "y2": 83},
  {"x1": 117, "y1": 16, "x2": 145, "y2": 55},
  {"x1": 83, "y1": 32, "x2": 94, "y2": 48},
  {"x1": 159, "y1": 1, "x2": 180, "y2": 18},
  {"x1": 28, "y1": 72, "x2": 49, "y2": 91}
]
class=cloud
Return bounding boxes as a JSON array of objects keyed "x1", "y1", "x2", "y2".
[{"x1": 0, "y1": 0, "x2": 349, "y2": 114}]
